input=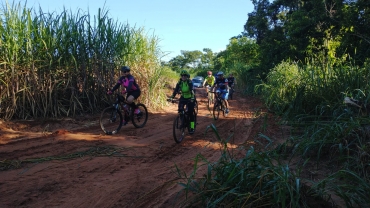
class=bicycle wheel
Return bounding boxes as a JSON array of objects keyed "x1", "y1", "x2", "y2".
[
  {"x1": 207, "y1": 93, "x2": 213, "y2": 110},
  {"x1": 221, "y1": 99, "x2": 228, "y2": 117},
  {"x1": 100, "y1": 106, "x2": 123, "y2": 135},
  {"x1": 213, "y1": 101, "x2": 221, "y2": 120},
  {"x1": 131, "y1": 103, "x2": 148, "y2": 128},
  {"x1": 207, "y1": 98, "x2": 211, "y2": 111},
  {"x1": 173, "y1": 115, "x2": 186, "y2": 143}
]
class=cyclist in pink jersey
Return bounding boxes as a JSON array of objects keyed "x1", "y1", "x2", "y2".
[{"x1": 107, "y1": 66, "x2": 141, "y2": 125}]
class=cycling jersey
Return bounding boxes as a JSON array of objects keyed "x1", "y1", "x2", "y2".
[
  {"x1": 228, "y1": 77, "x2": 235, "y2": 86},
  {"x1": 112, "y1": 74, "x2": 140, "y2": 92},
  {"x1": 204, "y1": 75, "x2": 215, "y2": 86},
  {"x1": 172, "y1": 79, "x2": 194, "y2": 99},
  {"x1": 214, "y1": 77, "x2": 228, "y2": 90}
]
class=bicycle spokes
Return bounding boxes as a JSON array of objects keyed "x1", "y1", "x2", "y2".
[
  {"x1": 173, "y1": 115, "x2": 185, "y2": 143},
  {"x1": 100, "y1": 107, "x2": 123, "y2": 135},
  {"x1": 131, "y1": 103, "x2": 148, "y2": 128}
]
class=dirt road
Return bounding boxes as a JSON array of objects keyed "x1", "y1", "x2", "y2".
[{"x1": 0, "y1": 88, "x2": 274, "y2": 207}]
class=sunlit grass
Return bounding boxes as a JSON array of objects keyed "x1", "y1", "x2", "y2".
[{"x1": 0, "y1": 1, "x2": 167, "y2": 119}]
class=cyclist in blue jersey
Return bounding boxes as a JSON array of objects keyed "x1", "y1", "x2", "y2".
[{"x1": 212, "y1": 71, "x2": 230, "y2": 114}]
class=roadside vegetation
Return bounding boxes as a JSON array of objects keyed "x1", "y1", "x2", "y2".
[
  {"x1": 0, "y1": 1, "x2": 169, "y2": 120},
  {"x1": 1, "y1": 0, "x2": 370, "y2": 207}
]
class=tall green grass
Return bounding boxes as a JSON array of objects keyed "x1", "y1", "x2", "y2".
[
  {"x1": 174, "y1": 124, "x2": 335, "y2": 207},
  {"x1": 253, "y1": 55, "x2": 370, "y2": 207},
  {"x1": 173, "y1": 58, "x2": 370, "y2": 206},
  {"x1": 0, "y1": 1, "x2": 165, "y2": 119}
]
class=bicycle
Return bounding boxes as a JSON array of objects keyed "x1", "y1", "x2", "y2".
[
  {"x1": 100, "y1": 93, "x2": 148, "y2": 135},
  {"x1": 206, "y1": 86, "x2": 214, "y2": 110},
  {"x1": 210, "y1": 91, "x2": 228, "y2": 120},
  {"x1": 168, "y1": 96, "x2": 198, "y2": 143}
]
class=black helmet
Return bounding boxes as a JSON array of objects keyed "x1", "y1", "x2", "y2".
[{"x1": 121, "y1": 66, "x2": 130, "y2": 72}]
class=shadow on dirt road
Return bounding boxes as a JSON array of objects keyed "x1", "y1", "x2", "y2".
[{"x1": 0, "y1": 88, "x2": 269, "y2": 207}]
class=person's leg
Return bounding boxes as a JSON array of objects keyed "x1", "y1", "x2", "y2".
[
  {"x1": 127, "y1": 91, "x2": 141, "y2": 114},
  {"x1": 187, "y1": 100, "x2": 195, "y2": 132},
  {"x1": 126, "y1": 95, "x2": 136, "y2": 108},
  {"x1": 221, "y1": 90, "x2": 230, "y2": 113},
  {"x1": 223, "y1": 90, "x2": 229, "y2": 108},
  {"x1": 178, "y1": 99, "x2": 185, "y2": 113},
  {"x1": 187, "y1": 100, "x2": 195, "y2": 122}
]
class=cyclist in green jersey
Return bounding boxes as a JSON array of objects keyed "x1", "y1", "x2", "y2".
[
  {"x1": 203, "y1": 71, "x2": 216, "y2": 100},
  {"x1": 169, "y1": 70, "x2": 196, "y2": 134}
]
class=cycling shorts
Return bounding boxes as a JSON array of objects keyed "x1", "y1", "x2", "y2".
[{"x1": 216, "y1": 89, "x2": 229, "y2": 100}]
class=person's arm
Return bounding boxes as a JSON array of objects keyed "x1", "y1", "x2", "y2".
[
  {"x1": 111, "y1": 83, "x2": 120, "y2": 92},
  {"x1": 109, "y1": 76, "x2": 124, "y2": 93}
]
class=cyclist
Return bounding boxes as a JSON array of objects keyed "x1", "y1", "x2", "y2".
[
  {"x1": 107, "y1": 66, "x2": 141, "y2": 125},
  {"x1": 212, "y1": 71, "x2": 230, "y2": 114},
  {"x1": 228, "y1": 73, "x2": 236, "y2": 95},
  {"x1": 203, "y1": 71, "x2": 216, "y2": 100},
  {"x1": 228, "y1": 73, "x2": 236, "y2": 89},
  {"x1": 169, "y1": 70, "x2": 196, "y2": 134}
]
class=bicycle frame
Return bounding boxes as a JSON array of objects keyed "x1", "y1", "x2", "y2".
[
  {"x1": 171, "y1": 98, "x2": 197, "y2": 143},
  {"x1": 100, "y1": 93, "x2": 148, "y2": 135},
  {"x1": 211, "y1": 91, "x2": 227, "y2": 120}
]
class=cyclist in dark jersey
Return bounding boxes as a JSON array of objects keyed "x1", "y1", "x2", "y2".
[
  {"x1": 107, "y1": 66, "x2": 141, "y2": 125},
  {"x1": 169, "y1": 70, "x2": 196, "y2": 134},
  {"x1": 212, "y1": 71, "x2": 230, "y2": 114},
  {"x1": 228, "y1": 73, "x2": 236, "y2": 88}
]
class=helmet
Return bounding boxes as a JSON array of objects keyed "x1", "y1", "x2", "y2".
[
  {"x1": 180, "y1": 70, "x2": 189, "y2": 77},
  {"x1": 121, "y1": 66, "x2": 130, "y2": 72},
  {"x1": 217, "y1": 71, "x2": 224, "y2": 76},
  {"x1": 207, "y1": 71, "x2": 212, "y2": 75}
]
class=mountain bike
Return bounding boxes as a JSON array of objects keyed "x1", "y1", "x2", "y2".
[
  {"x1": 168, "y1": 97, "x2": 198, "y2": 143},
  {"x1": 206, "y1": 86, "x2": 214, "y2": 110},
  {"x1": 100, "y1": 93, "x2": 148, "y2": 135},
  {"x1": 210, "y1": 91, "x2": 228, "y2": 120}
]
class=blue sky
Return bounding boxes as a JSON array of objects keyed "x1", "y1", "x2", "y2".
[{"x1": 19, "y1": 0, "x2": 254, "y2": 61}]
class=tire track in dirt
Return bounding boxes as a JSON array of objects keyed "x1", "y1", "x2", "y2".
[{"x1": 0, "y1": 88, "x2": 265, "y2": 208}]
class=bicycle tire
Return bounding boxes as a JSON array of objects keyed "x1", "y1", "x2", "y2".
[
  {"x1": 207, "y1": 93, "x2": 213, "y2": 110},
  {"x1": 213, "y1": 100, "x2": 221, "y2": 120},
  {"x1": 100, "y1": 106, "x2": 123, "y2": 135},
  {"x1": 131, "y1": 103, "x2": 148, "y2": 128},
  {"x1": 173, "y1": 114, "x2": 186, "y2": 143},
  {"x1": 221, "y1": 99, "x2": 228, "y2": 117},
  {"x1": 207, "y1": 99, "x2": 212, "y2": 111}
]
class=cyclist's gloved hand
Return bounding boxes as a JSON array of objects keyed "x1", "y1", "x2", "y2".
[{"x1": 107, "y1": 90, "x2": 113, "y2": 95}]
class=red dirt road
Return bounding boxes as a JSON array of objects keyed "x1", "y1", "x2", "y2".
[{"x1": 0, "y1": 88, "x2": 276, "y2": 208}]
